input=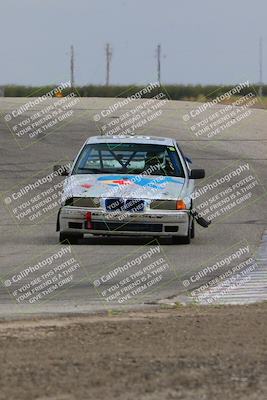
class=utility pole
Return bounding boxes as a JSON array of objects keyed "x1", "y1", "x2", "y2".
[
  {"x1": 105, "y1": 43, "x2": 112, "y2": 86},
  {"x1": 156, "y1": 44, "x2": 161, "y2": 84},
  {"x1": 259, "y1": 37, "x2": 263, "y2": 97},
  {"x1": 70, "y1": 45, "x2": 75, "y2": 88}
]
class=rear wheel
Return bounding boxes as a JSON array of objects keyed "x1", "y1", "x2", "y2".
[{"x1": 59, "y1": 232, "x2": 83, "y2": 244}]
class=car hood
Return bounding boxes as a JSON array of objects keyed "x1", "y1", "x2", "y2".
[{"x1": 63, "y1": 174, "x2": 187, "y2": 201}]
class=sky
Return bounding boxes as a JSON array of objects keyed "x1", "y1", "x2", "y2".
[{"x1": 0, "y1": 0, "x2": 266, "y2": 86}]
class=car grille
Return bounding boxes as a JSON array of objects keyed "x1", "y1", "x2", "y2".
[
  {"x1": 68, "y1": 222, "x2": 83, "y2": 229},
  {"x1": 105, "y1": 198, "x2": 144, "y2": 213},
  {"x1": 91, "y1": 222, "x2": 162, "y2": 232}
]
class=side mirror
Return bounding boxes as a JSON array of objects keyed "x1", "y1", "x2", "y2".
[
  {"x1": 53, "y1": 164, "x2": 70, "y2": 176},
  {"x1": 190, "y1": 169, "x2": 205, "y2": 179}
]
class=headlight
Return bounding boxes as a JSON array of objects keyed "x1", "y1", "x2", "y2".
[
  {"x1": 64, "y1": 197, "x2": 100, "y2": 207},
  {"x1": 150, "y1": 199, "x2": 187, "y2": 210},
  {"x1": 150, "y1": 200, "x2": 177, "y2": 210}
]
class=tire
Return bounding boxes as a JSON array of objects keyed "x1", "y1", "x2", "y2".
[
  {"x1": 59, "y1": 232, "x2": 83, "y2": 244},
  {"x1": 172, "y1": 234, "x2": 191, "y2": 245},
  {"x1": 190, "y1": 201, "x2": 195, "y2": 239},
  {"x1": 191, "y1": 219, "x2": 195, "y2": 239},
  {"x1": 172, "y1": 217, "x2": 192, "y2": 245}
]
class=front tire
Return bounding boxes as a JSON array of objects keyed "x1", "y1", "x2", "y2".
[
  {"x1": 172, "y1": 234, "x2": 191, "y2": 245},
  {"x1": 172, "y1": 217, "x2": 192, "y2": 245},
  {"x1": 59, "y1": 232, "x2": 83, "y2": 244},
  {"x1": 191, "y1": 219, "x2": 195, "y2": 239}
]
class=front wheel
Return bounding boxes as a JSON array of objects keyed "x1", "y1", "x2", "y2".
[
  {"x1": 191, "y1": 219, "x2": 195, "y2": 239},
  {"x1": 59, "y1": 232, "x2": 83, "y2": 244},
  {"x1": 172, "y1": 234, "x2": 191, "y2": 245},
  {"x1": 172, "y1": 218, "x2": 193, "y2": 245}
]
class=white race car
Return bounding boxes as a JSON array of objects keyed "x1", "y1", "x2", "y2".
[{"x1": 55, "y1": 135, "x2": 205, "y2": 244}]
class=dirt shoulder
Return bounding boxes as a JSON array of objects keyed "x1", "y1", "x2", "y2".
[{"x1": 0, "y1": 303, "x2": 266, "y2": 400}]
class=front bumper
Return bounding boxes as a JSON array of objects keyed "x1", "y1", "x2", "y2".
[{"x1": 58, "y1": 206, "x2": 190, "y2": 237}]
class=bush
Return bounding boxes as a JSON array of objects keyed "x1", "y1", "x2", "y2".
[{"x1": 3, "y1": 84, "x2": 267, "y2": 99}]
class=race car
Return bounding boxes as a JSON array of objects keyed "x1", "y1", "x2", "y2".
[{"x1": 55, "y1": 135, "x2": 205, "y2": 244}]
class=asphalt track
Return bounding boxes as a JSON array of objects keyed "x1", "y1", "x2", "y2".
[{"x1": 0, "y1": 97, "x2": 266, "y2": 318}]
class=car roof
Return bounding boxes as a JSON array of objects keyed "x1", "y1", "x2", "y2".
[{"x1": 86, "y1": 135, "x2": 175, "y2": 146}]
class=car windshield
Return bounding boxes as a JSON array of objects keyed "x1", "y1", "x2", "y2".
[{"x1": 72, "y1": 143, "x2": 185, "y2": 177}]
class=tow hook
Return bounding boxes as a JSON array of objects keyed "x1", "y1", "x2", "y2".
[{"x1": 190, "y1": 210, "x2": 211, "y2": 228}]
